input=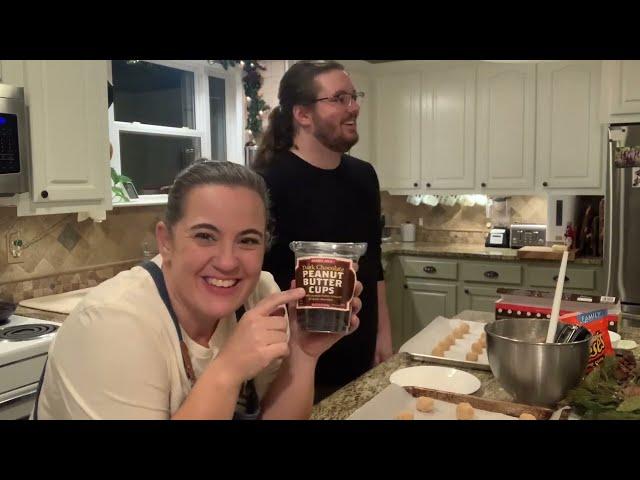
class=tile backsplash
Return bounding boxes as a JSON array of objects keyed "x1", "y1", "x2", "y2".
[
  {"x1": 0, "y1": 205, "x2": 164, "y2": 303},
  {"x1": 381, "y1": 192, "x2": 548, "y2": 244}
]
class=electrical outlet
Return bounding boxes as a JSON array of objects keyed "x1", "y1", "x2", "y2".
[{"x1": 6, "y1": 230, "x2": 24, "y2": 264}]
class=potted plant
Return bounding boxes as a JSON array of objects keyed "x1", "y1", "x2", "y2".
[{"x1": 111, "y1": 167, "x2": 132, "y2": 203}]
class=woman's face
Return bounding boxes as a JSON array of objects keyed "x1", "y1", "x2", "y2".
[{"x1": 158, "y1": 184, "x2": 267, "y2": 322}]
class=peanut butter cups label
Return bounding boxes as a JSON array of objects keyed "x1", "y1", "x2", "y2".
[{"x1": 295, "y1": 256, "x2": 356, "y2": 311}]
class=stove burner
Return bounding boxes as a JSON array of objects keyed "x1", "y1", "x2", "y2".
[{"x1": 0, "y1": 324, "x2": 58, "y2": 341}]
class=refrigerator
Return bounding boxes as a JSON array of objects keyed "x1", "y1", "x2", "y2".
[{"x1": 606, "y1": 124, "x2": 640, "y2": 327}]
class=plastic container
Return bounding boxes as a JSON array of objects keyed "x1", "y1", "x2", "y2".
[{"x1": 289, "y1": 241, "x2": 367, "y2": 333}]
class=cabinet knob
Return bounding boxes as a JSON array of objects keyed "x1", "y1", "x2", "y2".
[
  {"x1": 41, "y1": 190, "x2": 49, "y2": 199},
  {"x1": 403, "y1": 284, "x2": 408, "y2": 289},
  {"x1": 481, "y1": 182, "x2": 487, "y2": 188},
  {"x1": 426, "y1": 183, "x2": 431, "y2": 188},
  {"x1": 423, "y1": 266, "x2": 437, "y2": 274},
  {"x1": 464, "y1": 288, "x2": 470, "y2": 294},
  {"x1": 484, "y1": 270, "x2": 499, "y2": 279},
  {"x1": 413, "y1": 182, "x2": 418, "y2": 187},
  {"x1": 542, "y1": 181, "x2": 548, "y2": 187},
  {"x1": 553, "y1": 275, "x2": 570, "y2": 282}
]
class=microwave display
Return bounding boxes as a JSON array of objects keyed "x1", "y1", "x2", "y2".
[{"x1": 0, "y1": 113, "x2": 20, "y2": 174}]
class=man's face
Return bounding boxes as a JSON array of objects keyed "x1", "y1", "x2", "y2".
[{"x1": 309, "y1": 69, "x2": 360, "y2": 153}]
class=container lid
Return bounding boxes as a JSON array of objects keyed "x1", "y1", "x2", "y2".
[{"x1": 289, "y1": 241, "x2": 367, "y2": 258}]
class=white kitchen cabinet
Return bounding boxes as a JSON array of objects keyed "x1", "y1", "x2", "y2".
[
  {"x1": 347, "y1": 70, "x2": 372, "y2": 164},
  {"x1": 476, "y1": 63, "x2": 536, "y2": 191},
  {"x1": 536, "y1": 61, "x2": 602, "y2": 190},
  {"x1": 375, "y1": 72, "x2": 421, "y2": 190},
  {"x1": 0, "y1": 60, "x2": 111, "y2": 218},
  {"x1": 601, "y1": 60, "x2": 640, "y2": 123},
  {"x1": 421, "y1": 64, "x2": 476, "y2": 190}
]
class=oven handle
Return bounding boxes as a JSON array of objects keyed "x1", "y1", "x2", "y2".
[{"x1": 0, "y1": 384, "x2": 38, "y2": 408}]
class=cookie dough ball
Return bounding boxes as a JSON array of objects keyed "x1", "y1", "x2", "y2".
[
  {"x1": 453, "y1": 326, "x2": 465, "y2": 339},
  {"x1": 416, "y1": 396, "x2": 434, "y2": 413},
  {"x1": 479, "y1": 337, "x2": 487, "y2": 348},
  {"x1": 471, "y1": 341, "x2": 484, "y2": 354},
  {"x1": 519, "y1": 413, "x2": 536, "y2": 420},
  {"x1": 459, "y1": 323, "x2": 470, "y2": 334},
  {"x1": 395, "y1": 410, "x2": 414, "y2": 420},
  {"x1": 456, "y1": 402, "x2": 475, "y2": 420},
  {"x1": 480, "y1": 332, "x2": 486, "y2": 341},
  {"x1": 431, "y1": 346, "x2": 446, "y2": 357},
  {"x1": 465, "y1": 351, "x2": 479, "y2": 361},
  {"x1": 437, "y1": 340, "x2": 450, "y2": 351},
  {"x1": 445, "y1": 334, "x2": 456, "y2": 345}
]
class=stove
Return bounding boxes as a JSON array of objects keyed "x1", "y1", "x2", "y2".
[{"x1": 0, "y1": 315, "x2": 60, "y2": 420}]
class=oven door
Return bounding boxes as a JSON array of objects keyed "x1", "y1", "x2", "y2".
[{"x1": 0, "y1": 383, "x2": 38, "y2": 420}]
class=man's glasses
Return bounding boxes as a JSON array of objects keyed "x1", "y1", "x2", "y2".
[{"x1": 311, "y1": 91, "x2": 365, "y2": 108}]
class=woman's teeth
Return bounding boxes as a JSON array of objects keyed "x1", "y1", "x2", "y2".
[{"x1": 206, "y1": 278, "x2": 238, "y2": 288}]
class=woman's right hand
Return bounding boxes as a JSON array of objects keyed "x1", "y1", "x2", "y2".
[{"x1": 214, "y1": 288, "x2": 306, "y2": 385}]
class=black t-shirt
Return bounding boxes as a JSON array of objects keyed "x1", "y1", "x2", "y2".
[{"x1": 260, "y1": 150, "x2": 384, "y2": 386}]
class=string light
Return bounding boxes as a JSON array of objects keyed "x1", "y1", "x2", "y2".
[{"x1": 212, "y1": 60, "x2": 270, "y2": 142}]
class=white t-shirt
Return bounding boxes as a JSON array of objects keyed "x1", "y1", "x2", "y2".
[{"x1": 36, "y1": 257, "x2": 288, "y2": 419}]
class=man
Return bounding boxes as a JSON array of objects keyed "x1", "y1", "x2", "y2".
[{"x1": 254, "y1": 60, "x2": 392, "y2": 401}]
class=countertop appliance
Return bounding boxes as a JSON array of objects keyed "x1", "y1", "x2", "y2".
[
  {"x1": 485, "y1": 227, "x2": 510, "y2": 248},
  {"x1": 0, "y1": 84, "x2": 30, "y2": 196},
  {"x1": 0, "y1": 315, "x2": 59, "y2": 420},
  {"x1": 509, "y1": 224, "x2": 547, "y2": 249},
  {"x1": 546, "y1": 195, "x2": 578, "y2": 244},
  {"x1": 606, "y1": 124, "x2": 640, "y2": 328}
]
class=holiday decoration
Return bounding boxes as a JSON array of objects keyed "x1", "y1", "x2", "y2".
[{"x1": 211, "y1": 60, "x2": 271, "y2": 142}]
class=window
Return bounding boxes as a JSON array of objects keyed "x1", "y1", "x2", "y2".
[{"x1": 108, "y1": 60, "x2": 242, "y2": 197}]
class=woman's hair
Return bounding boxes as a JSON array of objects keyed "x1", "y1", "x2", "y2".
[
  {"x1": 252, "y1": 60, "x2": 345, "y2": 171},
  {"x1": 165, "y1": 160, "x2": 272, "y2": 246}
]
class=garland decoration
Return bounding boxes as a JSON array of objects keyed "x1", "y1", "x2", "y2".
[{"x1": 210, "y1": 60, "x2": 271, "y2": 143}]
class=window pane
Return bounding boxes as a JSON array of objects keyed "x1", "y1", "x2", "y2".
[
  {"x1": 119, "y1": 132, "x2": 201, "y2": 194},
  {"x1": 209, "y1": 76, "x2": 227, "y2": 161},
  {"x1": 112, "y1": 61, "x2": 195, "y2": 129}
]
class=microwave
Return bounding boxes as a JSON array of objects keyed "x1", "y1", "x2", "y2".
[{"x1": 0, "y1": 84, "x2": 29, "y2": 196}]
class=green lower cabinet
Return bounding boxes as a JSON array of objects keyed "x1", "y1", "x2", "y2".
[
  {"x1": 458, "y1": 285, "x2": 502, "y2": 314},
  {"x1": 402, "y1": 279, "x2": 457, "y2": 344}
]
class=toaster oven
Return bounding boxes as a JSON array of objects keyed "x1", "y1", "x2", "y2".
[{"x1": 509, "y1": 224, "x2": 547, "y2": 249}]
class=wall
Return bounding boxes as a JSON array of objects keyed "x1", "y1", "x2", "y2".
[
  {"x1": 381, "y1": 193, "x2": 548, "y2": 244},
  {"x1": 0, "y1": 206, "x2": 163, "y2": 303}
]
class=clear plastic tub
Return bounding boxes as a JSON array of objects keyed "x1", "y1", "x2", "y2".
[{"x1": 289, "y1": 241, "x2": 367, "y2": 333}]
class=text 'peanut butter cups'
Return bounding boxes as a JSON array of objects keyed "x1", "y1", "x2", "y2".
[{"x1": 290, "y1": 241, "x2": 367, "y2": 333}]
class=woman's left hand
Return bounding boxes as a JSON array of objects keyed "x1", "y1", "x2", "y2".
[{"x1": 287, "y1": 280, "x2": 363, "y2": 359}]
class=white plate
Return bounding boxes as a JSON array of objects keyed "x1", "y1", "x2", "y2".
[
  {"x1": 389, "y1": 365, "x2": 481, "y2": 395},
  {"x1": 609, "y1": 330, "x2": 621, "y2": 345}
]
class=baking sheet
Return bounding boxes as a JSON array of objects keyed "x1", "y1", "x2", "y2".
[
  {"x1": 348, "y1": 384, "x2": 517, "y2": 420},
  {"x1": 400, "y1": 316, "x2": 490, "y2": 371}
]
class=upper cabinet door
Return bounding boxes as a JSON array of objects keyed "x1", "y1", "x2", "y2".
[
  {"x1": 536, "y1": 61, "x2": 602, "y2": 189},
  {"x1": 347, "y1": 71, "x2": 371, "y2": 164},
  {"x1": 375, "y1": 72, "x2": 421, "y2": 190},
  {"x1": 421, "y1": 65, "x2": 476, "y2": 190},
  {"x1": 476, "y1": 63, "x2": 536, "y2": 191},
  {"x1": 605, "y1": 60, "x2": 640, "y2": 116},
  {"x1": 24, "y1": 61, "x2": 109, "y2": 203}
]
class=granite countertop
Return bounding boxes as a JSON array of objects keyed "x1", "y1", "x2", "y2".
[
  {"x1": 310, "y1": 310, "x2": 640, "y2": 420},
  {"x1": 381, "y1": 242, "x2": 603, "y2": 265}
]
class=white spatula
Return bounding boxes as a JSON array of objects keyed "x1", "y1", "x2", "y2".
[{"x1": 545, "y1": 248, "x2": 570, "y2": 343}]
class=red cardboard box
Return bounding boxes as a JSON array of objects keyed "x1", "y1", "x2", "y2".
[{"x1": 494, "y1": 288, "x2": 621, "y2": 330}]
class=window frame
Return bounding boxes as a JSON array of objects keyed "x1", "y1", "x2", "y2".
[{"x1": 107, "y1": 60, "x2": 244, "y2": 200}]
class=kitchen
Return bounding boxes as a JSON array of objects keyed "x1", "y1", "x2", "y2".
[{"x1": 0, "y1": 59, "x2": 639, "y2": 420}]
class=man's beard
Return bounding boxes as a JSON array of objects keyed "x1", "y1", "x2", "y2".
[{"x1": 312, "y1": 118, "x2": 359, "y2": 153}]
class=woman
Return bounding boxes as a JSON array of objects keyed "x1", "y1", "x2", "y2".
[{"x1": 35, "y1": 161, "x2": 361, "y2": 419}]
